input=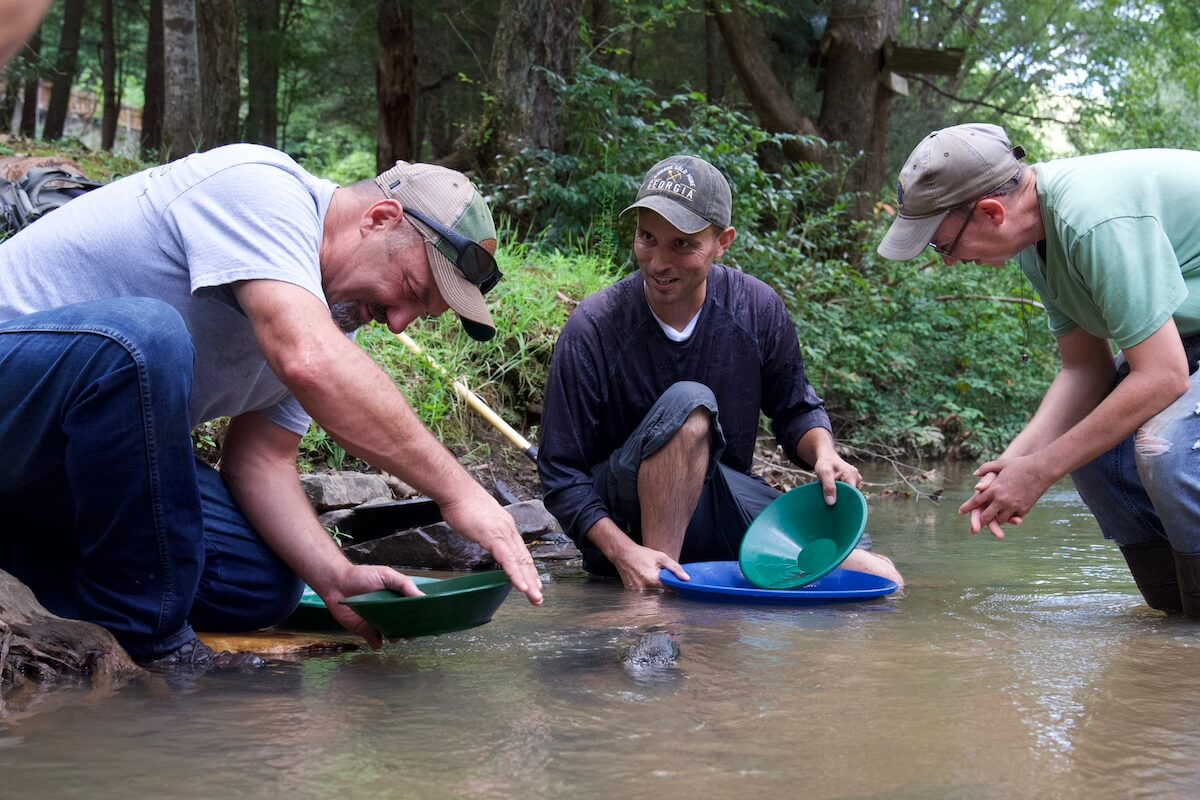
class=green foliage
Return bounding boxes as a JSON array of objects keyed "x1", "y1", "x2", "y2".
[
  {"x1": 354, "y1": 244, "x2": 620, "y2": 450},
  {"x1": 890, "y1": 1, "x2": 1200, "y2": 166},
  {"x1": 791, "y1": 250, "x2": 1056, "y2": 459},
  {"x1": 191, "y1": 419, "x2": 225, "y2": 465},
  {"x1": 299, "y1": 424, "x2": 356, "y2": 472},
  {"x1": 326, "y1": 525, "x2": 353, "y2": 546},
  {"x1": 295, "y1": 128, "x2": 377, "y2": 185},
  {"x1": 275, "y1": 0, "x2": 379, "y2": 153},
  {"x1": 487, "y1": 56, "x2": 827, "y2": 264},
  {"x1": 477, "y1": 56, "x2": 1057, "y2": 461},
  {"x1": 0, "y1": 135, "x2": 146, "y2": 183},
  {"x1": 1069, "y1": 3, "x2": 1200, "y2": 152}
]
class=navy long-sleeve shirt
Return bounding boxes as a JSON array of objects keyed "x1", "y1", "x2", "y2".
[{"x1": 537, "y1": 265, "x2": 831, "y2": 547}]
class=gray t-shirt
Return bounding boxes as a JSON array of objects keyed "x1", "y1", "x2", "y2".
[{"x1": 0, "y1": 144, "x2": 338, "y2": 435}]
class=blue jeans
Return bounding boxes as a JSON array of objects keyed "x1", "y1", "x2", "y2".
[
  {"x1": 1071, "y1": 368, "x2": 1200, "y2": 555},
  {"x1": 0, "y1": 298, "x2": 301, "y2": 660}
]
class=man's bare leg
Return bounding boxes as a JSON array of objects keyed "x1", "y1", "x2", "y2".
[{"x1": 638, "y1": 407, "x2": 712, "y2": 560}]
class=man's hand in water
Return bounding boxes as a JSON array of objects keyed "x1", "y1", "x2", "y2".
[{"x1": 612, "y1": 541, "x2": 689, "y2": 590}]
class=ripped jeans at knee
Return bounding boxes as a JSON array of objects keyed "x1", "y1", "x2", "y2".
[{"x1": 1071, "y1": 370, "x2": 1200, "y2": 554}]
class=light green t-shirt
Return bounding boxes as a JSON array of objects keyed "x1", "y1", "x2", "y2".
[{"x1": 1017, "y1": 149, "x2": 1200, "y2": 350}]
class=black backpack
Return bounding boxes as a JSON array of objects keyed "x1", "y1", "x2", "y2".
[{"x1": 0, "y1": 167, "x2": 103, "y2": 238}]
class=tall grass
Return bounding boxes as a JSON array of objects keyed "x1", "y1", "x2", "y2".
[{"x1": 336, "y1": 244, "x2": 623, "y2": 465}]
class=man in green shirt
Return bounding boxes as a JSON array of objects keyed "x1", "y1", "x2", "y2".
[{"x1": 877, "y1": 123, "x2": 1200, "y2": 616}]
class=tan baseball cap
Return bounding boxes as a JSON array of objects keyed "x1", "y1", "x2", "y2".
[
  {"x1": 375, "y1": 162, "x2": 499, "y2": 341},
  {"x1": 877, "y1": 123, "x2": 1026, "y2": 260}
]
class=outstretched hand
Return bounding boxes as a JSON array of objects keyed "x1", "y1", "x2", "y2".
[{"x1": 438, "y1": 490, "x2": 544, "y2": 606}]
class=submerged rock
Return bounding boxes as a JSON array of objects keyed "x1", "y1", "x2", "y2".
[
  {"x1": 619, "y1": 631, "x2": 680, "y2": 670},
  {"x1": 527, "y1": 531, "x2": 581, "y2": 561}
]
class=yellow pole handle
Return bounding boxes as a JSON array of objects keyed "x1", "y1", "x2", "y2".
[{"x1": 394, "y1": 332, "x2": 538, "y2": 461}]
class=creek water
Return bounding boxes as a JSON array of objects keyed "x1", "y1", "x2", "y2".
[{"x1": 3, "y1": 469, "x2": 1200, "y2": 799}]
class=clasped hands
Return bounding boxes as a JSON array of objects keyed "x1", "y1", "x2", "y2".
[{"x1": 958, "y1": 454, "x2": 1054, "y2": 538}]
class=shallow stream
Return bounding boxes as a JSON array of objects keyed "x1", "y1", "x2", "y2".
[{"x1": 3, "y1": 469, "x2": 1199, "y2": 799}]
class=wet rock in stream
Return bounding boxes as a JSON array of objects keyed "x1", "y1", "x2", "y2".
[{"x1": 619, "y1": 631, "x2": 680, "y2": 671}]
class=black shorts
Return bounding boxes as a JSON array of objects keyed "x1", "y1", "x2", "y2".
[{"x1": 583, "y1": 381, "x2": 780, "y2": 575}]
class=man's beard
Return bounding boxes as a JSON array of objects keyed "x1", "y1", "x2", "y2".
[
  {"x1": 329, "y1": 302, "x2": 363, "y2": 333},
  {"x1": 330, "y1": 302, "x2": 387, "y2": 333}
]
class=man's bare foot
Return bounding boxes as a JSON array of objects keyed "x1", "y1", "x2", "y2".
[{"x1": 841, "y1": 549, "x2": 904, "y2": 586}]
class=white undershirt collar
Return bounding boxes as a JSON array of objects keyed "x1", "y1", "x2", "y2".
[{"x1": 644, "y1": 282, "x2": 701, "y2": 341}]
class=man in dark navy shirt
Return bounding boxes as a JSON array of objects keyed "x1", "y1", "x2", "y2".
[{"x1": 538, "y1": 155, "x2": 903, "y2": 589}]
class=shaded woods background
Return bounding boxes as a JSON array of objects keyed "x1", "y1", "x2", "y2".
[{"x1": 4, "y1": 1, "x2": 1198, "y2": 463}]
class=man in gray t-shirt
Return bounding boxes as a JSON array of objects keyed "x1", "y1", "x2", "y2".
[{"x1": 0, "y1": 145, "x2": 542, "y2": 664}]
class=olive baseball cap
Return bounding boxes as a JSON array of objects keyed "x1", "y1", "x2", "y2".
[
  {"x1": 375, "y1": 161, "x2": 498, "y2": 341},
  {"x1": 877, "y1": 123, "x2": 1026, "y2": 260},
  {"x1": 622, "y1": 155, "x2": 732, "y2": 234}
]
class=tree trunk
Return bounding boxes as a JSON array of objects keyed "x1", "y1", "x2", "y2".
[
  {"x1": 1, "y1": 569, "x2": 140, "y2": 707},
  {"x1": 590, "y1": 0, "x2": 613, "y2": 67},
  {"x1": 42, "y1": 0, "x2": 86, "y2": 141},
  {"x1": 478, "y1": 0, "x2": 586, "y2": 170},
  {"x1": 163, "y1": 0, "x2": 202, "y2": 159},
  {"x1": 197, "y1": 0, "x2": 239, "y2": 150},
  {"x1": 704, "y1": 8, "x2": 725, "y2": 103},
  {"x1": 709, "y1": 0, "x2": 821, "y2": 163},
  {"x1": 18, "y1": 26, "x2": 40, "y2": 138},
  {"x1": 376, "y1": 0, "x2": 415, "y2": 171},
  {"x1": 100, "y1": 0, "x2": 118, "y2": 150},
  {"x1": 625, "y1": 26, "x2": 637, "y2": 78},
  {"x1": 142, "y1": 0, "x2": 165, "y2": 158},
  {"x1": 424, "y1": 96, "x2": 453, "y2": 160},
  {"x1": 816, "y1": 0, "x2": 900, "y2": 217},
  {"x1": 243, "y1": 0, "x2": 280, "y2": 147},
  {"x1": 1, "y1": 68, "x2": 18, "y2": 132},
  {"x1": 711, "y1": 0, "x2": 900, "y2": 217}
]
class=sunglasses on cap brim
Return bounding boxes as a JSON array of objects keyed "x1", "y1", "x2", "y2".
[{"x1": 403, "y1": 205, "x2": 502, "y2": 295}]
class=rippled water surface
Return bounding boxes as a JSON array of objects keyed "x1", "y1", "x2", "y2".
[{"x1": 4, "y1": 471, "x2": 1200, "y2": 799}]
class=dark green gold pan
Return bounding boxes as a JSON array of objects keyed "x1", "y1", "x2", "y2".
[{"x1": 339, "y1": 571, "x2": 513, "y2": 638}]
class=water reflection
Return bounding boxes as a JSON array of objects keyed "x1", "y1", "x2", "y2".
[{"x1": 5, "y1": 471, "x2": 1200, "y2": 798}]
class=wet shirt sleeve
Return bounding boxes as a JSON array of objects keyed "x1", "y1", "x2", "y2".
[
  {"x1": 537, "y1": 310, "x2": 616, "y2": 547},
  {"x1": 756, "y1": 283, "x2": 831, "y2": 467}
]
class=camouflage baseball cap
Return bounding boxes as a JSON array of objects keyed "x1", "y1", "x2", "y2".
[
  {"x1": 375, "y1": 161, "x2": 498, "y2": 341},
  {"x1": 877, "y1": 123, "x2": 1026, "y2": 260}
]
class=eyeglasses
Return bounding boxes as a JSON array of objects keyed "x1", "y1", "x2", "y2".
[
  {"x1": 404, "y1": 205, "x2": 502, "y2": 295},
  {"x1": 929, "y1": 203, "x2": 977, "y2": 258}
]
